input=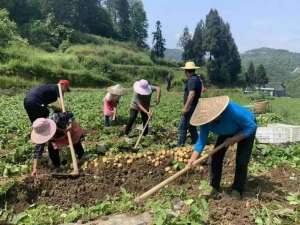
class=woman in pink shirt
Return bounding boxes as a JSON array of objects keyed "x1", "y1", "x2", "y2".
[{"x1": 103, "y1": 84, "x2": 125, "y2": 127}]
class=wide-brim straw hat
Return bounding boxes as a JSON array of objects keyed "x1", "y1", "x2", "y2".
[
  {"x1": 107, "y1": 84, "x2": 125, "y2": 96},
  {"x1": 190, "y1": 96, "x2": 230, "y2": 126},
  {"x1": 133, "y1": 79, "x2": 152, "y2": 95},
  {"x1": 31, "y1": 118, "x2": 57, "y2": 144},
  {"x1": 181, "y1": 61, "x2": 200, "y2": 70}
]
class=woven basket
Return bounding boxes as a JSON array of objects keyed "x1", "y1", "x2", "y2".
[{"x1": 254, "y1": 100, "x2": 269, "y2": 114}]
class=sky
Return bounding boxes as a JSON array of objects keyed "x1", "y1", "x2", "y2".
[{"x1": 143, "y1": 0, "x2": 300, "y2": 53}]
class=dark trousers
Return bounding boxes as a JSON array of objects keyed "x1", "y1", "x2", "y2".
[
  {"x1": 104, "y1": 116, "x2": 110, "y2": 127},
  {"x1": 166, "y1": 81, "x2": 171, "y2": 92},
  {"x1": 48, "y1": 141, "x2": 85, "y2": 167},
  {"x1": 24, "y1": 98, "x2": 50, "y2": 158},
  {"x1": 125, "y1": 109, "x2": 149, "y2": 136},
  {"x1": 177, "y1": 110, "x2": 198, "y2": 146},
  {"x1": 210, "y1": 132, "x2": 256, "y2": 194}
]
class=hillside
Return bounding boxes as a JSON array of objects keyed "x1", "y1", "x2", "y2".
[
  {"x1": 164, "y1": 49, "x2": 183, "y2": 62},
  {"x1": 241, "y1": 47, "x2": 300, "y2": 82},
  {"x1": 0, "y1": 33, "x2": 176, "y2": 90}
]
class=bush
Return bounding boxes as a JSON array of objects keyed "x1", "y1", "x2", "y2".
[
  {"x1": 65, "y1": 44, "x2": 153, "y2": 66},
  {"x1": 0, "y1": 9, "x2": 25, "y2": 47},
  {"x1": 22, "y1": 14, "x2": 73, "y2": 47}
]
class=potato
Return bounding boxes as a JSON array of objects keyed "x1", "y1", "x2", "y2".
[
  {"x1": 127, "y1": 159, "x2": 133, "y2": 165},
  {"x1": 102, "y1": 157, "x2": 108, "y2": 163},
  {"x1": 164, "y1": 167, "x2": 171, "y2": 172}
]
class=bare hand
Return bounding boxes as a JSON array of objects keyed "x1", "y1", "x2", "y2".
[
  {"x1": 31, "y1": 169, "x2": 37, "y2": 178},
  {"x1": 156, "y1": 99, "x2": 160, "y2": 105},
  {"x1": 147, "y1": 111, "x2": 153, "y2": 117},
  {"x1": 186, "y1": 158, "x2": 196, "y2": 168},
  {"x1": 181, "y1": 107, "x2": 188, "y2": 115}
]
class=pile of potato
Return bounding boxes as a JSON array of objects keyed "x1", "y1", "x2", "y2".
[{"x1": 82, "y1": 145, "x2": 214, "y2": 173}]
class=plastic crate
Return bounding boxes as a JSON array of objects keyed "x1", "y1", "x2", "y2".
[
  {"x1": 267, "y1": 123, "x2": 300, "y2": 142},
  {"x1": 256, "y1": 127, "x2": 291, "y2": 144}
]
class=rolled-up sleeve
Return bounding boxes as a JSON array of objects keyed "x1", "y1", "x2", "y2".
[
  {"x1": 194, "y1": 125, "x2": 209, "y2": 153},
  {"x1": 232, "y1": 107, "x2": 257, "y2": 137}
]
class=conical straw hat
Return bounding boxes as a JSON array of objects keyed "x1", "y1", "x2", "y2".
[
  {"x1": 190, "y1": 96, "x2": 230, "y2": 126},
  {"x1": 180, "y1": 61, "x2": 200, "y2": 70}
]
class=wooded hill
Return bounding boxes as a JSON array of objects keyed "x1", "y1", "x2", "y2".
[{"x1": 241, "y1": 47, "x2": 300, "y2": 82}]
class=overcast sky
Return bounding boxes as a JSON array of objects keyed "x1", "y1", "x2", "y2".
[{"x1": 143, "y1": 0, "x2": 300, "y2": 53}]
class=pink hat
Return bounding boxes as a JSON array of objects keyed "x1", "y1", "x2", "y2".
[
  {"x1": 31, "y1": 118, "x2": 57, "y2": 144},
  {"x1": 133, "y1": 79, "x2": 152, "y2": 95}
]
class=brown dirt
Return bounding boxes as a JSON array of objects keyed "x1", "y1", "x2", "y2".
[
  {"x1": 3, "y1": 146, "x2": 300, "y2": 225},
  {"x1": 207, "y1": 148, "x2": 300, "y2": 225}
]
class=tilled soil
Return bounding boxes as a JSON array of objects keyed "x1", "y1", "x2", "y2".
[
  {"x1": 208, "y1": 156, "x2": 300, "y2": 225},
  {"x1": 5, "y1": 156, "x2": 205, "y2": 211},
  {"x1": 3, "y1": 147, "x2": 300, "y2": 225}
]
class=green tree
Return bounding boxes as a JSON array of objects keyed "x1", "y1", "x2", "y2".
[
  {"x1": 245, "y1": 62, "x2": 256, "y2": 87},
  {"x1": 178, "y1": 26, "x2": 193, "y2": 61},
  {"x1": 192, "y1": 20, "x2": 205, "y2": 65},
  {"x1": 151, "y1": 20, "x2": 166, "y2": 58},
  {"x1": 223, "y1": 23, "x2": 241, "y2": 83},
  {"x1": 115, "y1": 0, "x2": 132, "y2": 41},
  {"x1": 204, "y1": 9, "x2": 241, "y2": 85},
  {"x1": 0, "y1": 9, "x2": 24, "y2": 47},
  {"x1": 40, "y1": 0, "x2": 113, "y2": 37},
  {"x1": 129, "y1": 0, "x2": 148, "y2": 49},
  {"x1": 256, "y1": 64, "x2": 268, "y2": 87},
  {"x1": 0, "y1": 0, "x2": 42, "y2": 25},
  {"x1": 23, "y1": 13, "x2": 73, "y2": 47}
]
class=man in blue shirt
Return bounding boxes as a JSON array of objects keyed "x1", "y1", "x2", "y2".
[
  {"x1": 188, "y1": 96, "x2": 257, "y2": 198},
  {"x1": 178, "y1": 61, "x2": 202, "y2": 146}
]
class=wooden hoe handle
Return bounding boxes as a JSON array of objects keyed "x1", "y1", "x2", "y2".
[
  {"x1": 134, "y1": 143, "x2": 226, "y2": 203},
  {"x1": 134, "y1": 113, "x2": 152, "y2": 149},
  {"x1": 57, "y1": 84, "x2": 79, "y2": 175}
]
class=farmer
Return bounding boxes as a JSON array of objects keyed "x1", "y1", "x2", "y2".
[
  {"x1": 178, "y1": 61, "x2": 202, "y2": 146},
  {"x1": 31, "y1": 112, "x2": 85, "y2": 177},
  {"x1": 187, "y1": 96, "x2": 257, "y2": 198},
  {"x1": 125, "y1": 79, "x2": 161, "y2": 136},
  {"x1": 165, "y1": 72, "x2": 172, "y2": 92},
  {"x1": 24, "y1": 80, "x2": 71, "y2": 174},
  {"x1": 24, "y1": 80, "x2": 71, "y2": 123},
  {"x1": 103, "y1": 84, "x2": 125, "y2": 127}
]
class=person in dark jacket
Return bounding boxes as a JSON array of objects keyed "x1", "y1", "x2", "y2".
[
  {"x1": 178, "y1": 62, "x2": 202, "y2": 146},
  {"x1": 24, "y1": 80, "x2": 70, "y2": 123},
  {"x1": 24, "y1": 80, "x2": 71, "y2": 177},
  {"x1": 187, "y1": 96, "x2": 257, "y2": 199}
]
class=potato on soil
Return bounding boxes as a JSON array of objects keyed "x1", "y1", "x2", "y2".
[
  {"x1": 127, "y1": 158, "x2": 133, "y2": 165},
  {"x1": 164, "y1": 166, "x2": 171, "y2": 172}
]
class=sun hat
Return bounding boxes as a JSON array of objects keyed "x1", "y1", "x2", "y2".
[
  {"x1": 107, "y1": 84, "x2": 125, "y2": 96},
  {"x1": 58, "y1": 79, "x2": 71, "y2": 92},
  {"x1": 31, "y1": 118, "x2": 57, "y2": 144},
  {"x1": 180, "y1": 61, "x2": 200, "y2": 70},
  {"x1": 133, "y1": 79, "x2": 152, "y2": 95},
  {"x1": 190, "y1": 96, "x2": 230, "y2": 126}
]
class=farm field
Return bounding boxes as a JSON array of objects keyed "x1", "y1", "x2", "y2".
[{"x1": 0, "y1": 88, "x2": 300, "y2": 225}]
